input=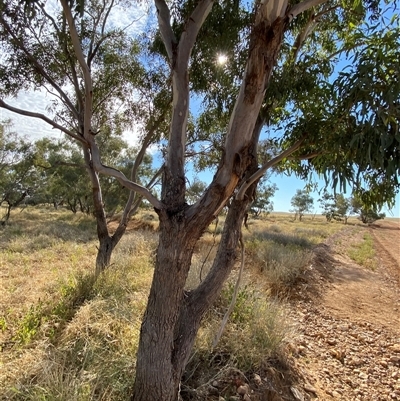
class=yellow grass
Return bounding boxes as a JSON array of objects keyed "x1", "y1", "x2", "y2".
[{"x1": 1, "y1": 207, "x2": 361, "y2": 400}]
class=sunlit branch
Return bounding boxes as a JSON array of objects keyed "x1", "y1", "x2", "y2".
[
  {"x1": 154, "y1": 0, "x2": 177, "y2": 62},
  {"x1": 288, "y1": 0, "x2": 328, "y2": 20},
  {"x1": 90, "y1": 152, "x2": 163, "y2": 210},
  {"x1": 178, "y1": 0, "x2": 214, "y2": 64}
]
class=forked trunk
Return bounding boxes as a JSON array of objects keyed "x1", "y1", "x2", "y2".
[
  {"x1": 132, "y1": 2, "x2": 288, "y2": 399},
  {"x1": 132, "y1": 188, "x2": 255, "y2": 401}
]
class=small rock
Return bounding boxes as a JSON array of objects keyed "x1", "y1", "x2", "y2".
[
  {"x1": 298, "y1": 345, "x2": 307, "y2": 354},
  {"x1": 253, "y1": 374, "x2": 262, "y2": 386},
  {"x1": 237, "y1": 385, "x2": 249, "y2": 395},
  {"x1": 303, "y1": 383, "x2": 317, "y2": 394},
  {"x1": 390, "y1": 356, "x2": 400, "y2": 364},
  {"x1": 389, "y1": 344, "x2": 400, "y2": 353},
  {"x1": 290, "y1": 386, "x2": 304, "y2": 401}
]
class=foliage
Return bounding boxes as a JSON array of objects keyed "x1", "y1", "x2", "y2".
[
  {"x1": 186, "y1": 178, "x2": 207, "y2": 204},
  {"x1": 13, "y1": 303, "x2": 43, "y2": 345},
  {"x1": 33, "y1": 137, "x2": 155, "y2": 215},
  {"x1": 286, "y1": 20, "x2": 400, "y2": 206},
  {"x1": 351, "y1": 195, "x2": 385, "y2": 224},
  {"x1": 319, "y1": 191, "x2": 351, "y2": 223},
  {"x1": 249, "y1": 183, "x2": 277, "y2": 217},
  {"x1": 290, "y1": 189, "x2": 314, "y2": 221},
  {"x1": 0, "y1": 120, "x2": 38, "y2": 224}
]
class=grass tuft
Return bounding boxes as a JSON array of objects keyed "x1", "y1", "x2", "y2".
[
  {"x1": 348, "y1": 232, "x2": 377, "y2": 270},
  {"x1": 190, "y1": 282, "x2": 292, "y2": 380}
]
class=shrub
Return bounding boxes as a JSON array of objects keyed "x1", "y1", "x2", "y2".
[{"x1": 253, "y1": 229, "x2": 312, "y2": 249}]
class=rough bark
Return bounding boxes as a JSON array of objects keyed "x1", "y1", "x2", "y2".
[
  {"x1": 133, "y1": 212, "x2": 199, "y2": 401},
  {"x1": 132, "y1": 121, "x2": 263, "y2": 401}
]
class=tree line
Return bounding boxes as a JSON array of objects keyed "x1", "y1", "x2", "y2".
[{"x1": 0, "y1": 119, "x2": 155, "y2": 224}]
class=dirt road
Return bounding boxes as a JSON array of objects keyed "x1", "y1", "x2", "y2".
[{"x1": 291, "y1": 220, "x2": 400, "y2": 401}]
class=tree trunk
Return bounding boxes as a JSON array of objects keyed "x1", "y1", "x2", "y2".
[
  {"x1": 132, "y1": 115, "x2": 262, "y2": 401},
  {"x1": 132, "y1": 3, "x2": 288, "y2": 399},
  {"x1": 132, "y1": 185, "x2": 256, "y2": 401},
  {"x1": 133, "y1": 210, "x2": 198, "y2": 401},
  {"x1": 95, "y1": 235, "x2": 115, "y2": 276}
]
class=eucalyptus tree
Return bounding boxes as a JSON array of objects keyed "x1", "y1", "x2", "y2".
[
  {"x1": 0, "y1": 120, "x2": 38, "y2": 224},
  {"x1": 319, "y1": 191, "x2": 351, "y2": 223},
  {"x1": 0, "y1": 0, "x2": 166, "y2": 273},
  {"x1": 1, "y1": 0, "x2": 400, "y2": 400},
  {"x1": 351, "y1": 193, "x2": 386, "y2": 224},
  {"x1": 28, "y1": 135, "x2": 156, "y2": 213},
  {"x1": 290, "y1": 189, "x2": 314, "y2": 221},
  {"x1": 249, "y1": 182, "x2": 277, "y2": 217}
]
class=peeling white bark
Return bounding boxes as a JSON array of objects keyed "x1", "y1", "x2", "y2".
[
  {"x1": 288, "y1": 0, "x2": 328, "y2": 21},
  {"x1": 260, "y1": 0, "x2": 288, "y2": 26}
]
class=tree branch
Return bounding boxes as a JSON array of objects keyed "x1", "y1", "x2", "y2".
[
  {"x1": 154, "y1": 0, "x2": 177, "y2": 62},
  {"x1": 288, "y1": 0, "x2": 329, "y2": 20},
  {"x1": 288, "y1": 151, "x2": 322, "y2": 160},
  {"x1": 90, "y1": 148, "x2": 163, "y2": 210},
  {"x1": 236, "y1": 138, "x2": 305, "y2": 201},
  {"x1": 0, "y1": 14, "x2": 79, "y2": 120},
  {"x1": 178, "y1": 0, "x2": 214, "y2": 64},
  {"x1": 0, "y1": 99, "x2": 85, "y2": 144},
  {"x1": 60, "y1": 0, "x2": 92, "y2": 141}
]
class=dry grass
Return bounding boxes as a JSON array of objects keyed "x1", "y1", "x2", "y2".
[
  {"x1": 0, "y1": 207, "x2": 156, "y2": 400},
  {"x1": 1, "y1": 207, "x2": 355, "y2": 400}
]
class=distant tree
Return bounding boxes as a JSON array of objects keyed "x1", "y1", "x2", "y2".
[
  {"x1": 291, "y1": 189, "x2": 314, "y2": 221},
  {"x1": 351, "y1": 195, "x2": 385, "y2": 224},
  {"x1": 33, "y1": 137, "x2": 156, "y2": 216},
  {"x1": 186, "y1": 178, "x2": 207, "y2": 204},
  {"x1": 250, "y1": 182, "x2": 277, "y2": 217},
  {"x1": 319, "y1": 191, "x2": 351, "y2": 223},
  {"x1": 0, "y1": 120, "x2": 38, "y2": 224}
]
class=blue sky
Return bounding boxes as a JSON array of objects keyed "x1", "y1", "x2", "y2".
[{"x1": 194, "y1": 166, "x2": 400, "y2": 218}]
